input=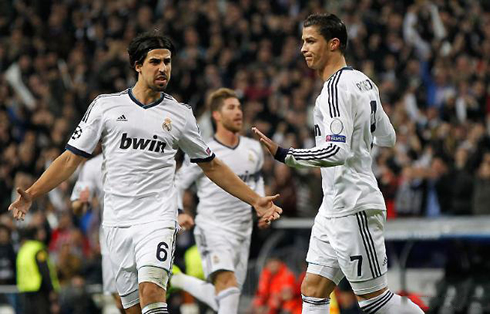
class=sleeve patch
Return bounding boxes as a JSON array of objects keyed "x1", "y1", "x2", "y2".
[
  {"x1": 326, "y1": 134, "x2": 346, "y2": 143},
  {"x1": 329, "y1": 118, "x2": 344, "y2": 134}
]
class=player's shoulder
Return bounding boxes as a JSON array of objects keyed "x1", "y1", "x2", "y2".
[
  {"x1": 339, "y1": 68, "x2": 378, "y2": 91},
  {"x1": 323, "y1": 67, "x2": 377, "y2": 94},
  {"x1": 94, "y1": 89, "x2": 130, "y2": 104},
  {"x1": 163, "y1": 94, "x2": 193, "y2": 110}
]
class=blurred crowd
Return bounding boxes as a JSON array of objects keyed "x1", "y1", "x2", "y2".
[{"x1": 1, "y1": 0, "x2": 490, "y2": 312}]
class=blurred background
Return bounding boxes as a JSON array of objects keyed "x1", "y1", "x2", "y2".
[{"x1": 1, "y1": 0, "x2": 490, "y2": 313}]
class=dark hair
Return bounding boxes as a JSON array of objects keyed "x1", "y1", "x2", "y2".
[
  {"x1": 127, "y1": 31, "x2": 175, "y2": 69},
  {"x1": 303, "y1": 13, "x2": 348, "y2": 54}
]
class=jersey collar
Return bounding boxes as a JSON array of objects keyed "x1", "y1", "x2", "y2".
[
  {"x1": 213, "y1": 136, "x2": 241, "y2": 150},
  {"x1": 128, "y1": 88, "x2": 165, "y2": 109},
  {"x1": 326, "y1": 66, "x2": 354, "y2": 82}
]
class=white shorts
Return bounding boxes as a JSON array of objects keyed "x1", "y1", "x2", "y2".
[
  {"x1": 306, "y1": 209, "x2": 388, "y2": 295},
  {"x1": 102, "y1": 253, "x2": 117, "y2": 293},
  {"x1": 99, "y1": 227, "x2": 117, "y2": 294},
  {"x1": 194, "y1": 225, "x2": 251, "y2": 288},
  {"x1": 103, "y1": 221, "x2": 178, "y2": 299}
]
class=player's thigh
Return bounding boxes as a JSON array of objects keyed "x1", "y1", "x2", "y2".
[
  {"x1": 133, "y1": 221, "x2": 178, "y2": 290},
  {"x1": 103, "y1": 226, "x2": 139, "y2": 309},
  {"x1": 233, "y1": 234, "x2": 251, "y2": 289},
  {"x1": 194, "y1": 225, "x2": 236, "y2": 281},
  {"x1": 101, "y1": 253, "x2": 117, "y2": 294},
  {"x1": 329, "y1": 210, "x2": 388, "y2": 295},
  {"x1": 305, "y1": 214, "x2": 344, "y2": 286}
]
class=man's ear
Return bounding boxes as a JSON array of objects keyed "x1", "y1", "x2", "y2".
[
  {"x1": 330, "y1": 38, "x2": 340, "y2": 51},
  {"x1": 212, "y1": 110, "x2": 221, "y2": 123},
  {"x1": 135, "y1": 62, "x2": 142, "y2": 73}
]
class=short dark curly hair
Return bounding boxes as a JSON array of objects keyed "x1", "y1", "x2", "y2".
[{"x1": 127, "y1": 31, "x2": 175, "y2": 70}]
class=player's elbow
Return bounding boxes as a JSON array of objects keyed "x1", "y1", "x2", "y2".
[
  {"x1": 385, "y1": 132, "x2": 396, "y2": 147},
  {"x1": 319, "y1": 147, "x2": 348, "y2": 167}
]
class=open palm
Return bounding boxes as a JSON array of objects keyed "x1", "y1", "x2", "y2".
[
  {"x1": 9, "y1": 188, "x2": 32, "y2": 221},
  {"x1": 254, "y1": 194, "x2": 282, "y2": 222}
]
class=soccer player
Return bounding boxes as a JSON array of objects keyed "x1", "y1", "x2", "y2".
[
  {"x1": 9, "y1": 31, "x2": 282, "y2": 314},
  {"x1": 71, "y1": 154, "x2": 194, "y2": 313},
  {"x1": 171, "y1": 88, "x2": 265, "y2": 314},
  {"x1": 253, "y1": 14, "x2": 424, "y2": 314}
]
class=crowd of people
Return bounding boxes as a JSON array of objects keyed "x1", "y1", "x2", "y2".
[{"x1": 1, "y1": 0, "x2": 490, "y2": 313}]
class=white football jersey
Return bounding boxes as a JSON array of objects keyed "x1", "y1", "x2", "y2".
[
  {"x1": 67, "y1": 89, "x2": 214, "y2": 227},
  {"x1": 70, "y1": 154, "x2": 104, "y2": 207},
  {"x1": 283, "y1": 67, "x2": 396, "y2": 217},
  {"x1": 175, "y1": 136, "x2": 264, "y2": 235}
]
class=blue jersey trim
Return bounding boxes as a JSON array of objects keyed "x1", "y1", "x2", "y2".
[
  {"x1": 128, "y1": 88, "x2": 165, "y2": 109},
  {"x1": 190, "y1": 153, "x2": 216, "y2": 163},
  {"x1": 65, "y1": 144, "x2": 92, "y2": 158}
]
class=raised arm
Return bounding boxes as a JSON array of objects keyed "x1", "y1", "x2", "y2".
[
  {"x1": 9, "y1": 150, "x2": 86, "y2": 220},
  {"x1": 197, "y1": 157, "x2": 282, "y2": 221}
]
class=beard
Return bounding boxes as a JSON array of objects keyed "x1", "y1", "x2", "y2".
[
  {"x1": 223, "y1": 120, "x2": 242, "y2": 133},
  {"x1": 150, "y1": 82, "x2": 167, "y2": 92}
]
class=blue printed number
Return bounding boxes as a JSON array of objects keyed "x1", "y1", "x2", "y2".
[
  {"x1": 156, "y1": 242, "x2": 169, "y2": 262},
  {"x1": 350, "y1": 255, "x2": 363, "y2": 277}
]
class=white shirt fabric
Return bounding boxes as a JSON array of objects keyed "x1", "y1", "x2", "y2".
[
  {"x1": 175, "y1": 136, "x2": 265, "y2": 235},
  {"x1": 70, "y1": 154, "x2": 104, "y2": 207},
  {"x1": 67, "y1": 88, "x2": 214, "y2": 227},
  {"x1": 283, "y1": 67, "x2": 396, "y2": 218}
]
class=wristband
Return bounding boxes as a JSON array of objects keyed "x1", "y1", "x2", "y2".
[{"x1": 274, "y1": 146, "x2": 289, "y2": 163}]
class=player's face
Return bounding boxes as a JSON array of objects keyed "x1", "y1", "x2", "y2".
[
  {"x1": 216, "y1": 97, "x2": 242, "y2": 133},
  {"x1": 136, "y1": 49, "x2": 172, "y2": 92},
  {"x1": 301, "y1": 26, "x2": 330, "y2": 70}
]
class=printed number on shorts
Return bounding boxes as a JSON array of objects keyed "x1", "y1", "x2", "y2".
[
  {"x1": 350, "y1": 255, "x2": 363, "y2": 276},
  {"x1": 156, "y1": 242, "x2": 169, "y2": 262}
]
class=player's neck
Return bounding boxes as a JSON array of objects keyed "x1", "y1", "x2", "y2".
[
  {"x1": 132, "y1": 82, "x2": 162, "y2": 105},
  {"x1": 214, "y1": 128, "x2": 239, "y2": 147},
  {"x1": 320, "y1": 55, "x2": 347, "y2": 82}
]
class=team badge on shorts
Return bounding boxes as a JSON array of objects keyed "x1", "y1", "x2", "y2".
[{"x1": 162, "y1": 118, "x2": 172, "y2": 131}]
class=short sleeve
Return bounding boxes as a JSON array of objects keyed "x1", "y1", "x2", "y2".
[
  {"x1": 178, "y1": 109, "x2": 215, "y2": 163},
  {"x1": 66, "y1": 98, "x2": 104, "y2": 157}
]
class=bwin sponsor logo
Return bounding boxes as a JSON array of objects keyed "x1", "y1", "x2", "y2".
[{"x1": 119, "y1": 133, "x2": 166, "y2": 152}]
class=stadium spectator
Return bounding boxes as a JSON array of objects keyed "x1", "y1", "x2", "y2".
[{"x1": 253, "y1": 257, "x2": 302, "y2": 314}]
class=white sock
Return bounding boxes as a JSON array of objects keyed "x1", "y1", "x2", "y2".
[
  {"x1": 216, "y1": 287, "x2": 240, "y2": 314},
  {"x1": 142, "y1": 302, "x2": 168, "y2": 314},
  {"x1": 358, "y1": 290, "x2": 424, "y2": 314},
  {"x1": 170, "y1": 273, "x2": 218, "y2": 311},
  {"x1": 301, "y1": 295, "x2": 330, "y2": 313}
]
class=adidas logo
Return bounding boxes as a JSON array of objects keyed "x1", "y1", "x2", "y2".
[{"x1": 117, "y1": 115, "x2": 127, "y2": 121}]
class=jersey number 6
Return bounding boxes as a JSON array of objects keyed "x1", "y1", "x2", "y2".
[{"x1": 156, "y1": 242, "x2": 169, "y2": 262}]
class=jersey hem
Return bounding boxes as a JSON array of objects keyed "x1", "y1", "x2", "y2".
[
  {"x1": 102, "y1": 218, "x2": 176, "y2": 228},
  {"x1": 320, "y1": 205, "x2": 386, "y2": 218}
]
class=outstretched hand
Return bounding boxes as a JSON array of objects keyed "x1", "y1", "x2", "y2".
[
  {"x1": 258, "y1": 216, "x2": 273, "y2": 229},
  {"x1": 254, "y1": 194, "x2": 282, "y2": 224},
  {"x1": 9, "y1": 188, "x2": 33, "y2": 221},
  {"x1": 252, "y1": 127, "x2": 279, "y2": 157},
  {"x1": 178, "y1": 212, "x2": 195, "y2": 231}
]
